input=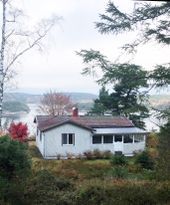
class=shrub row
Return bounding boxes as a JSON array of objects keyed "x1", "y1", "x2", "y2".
[
  {"x1": 23, "y1": 170, "x2": 170, "y2": 205},
  {"x1": 83, "y1": 149, "x2": 113, "y2": 159}
]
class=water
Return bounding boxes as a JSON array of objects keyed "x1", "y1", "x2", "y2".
[{"x1": 3, "y1": 103, "x2": 39, "y2": 136}]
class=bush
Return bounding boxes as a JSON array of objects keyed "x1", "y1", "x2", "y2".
[
  {"x1": 147, "y1": 132, "x2": 158, "y2": 149},
  {"x1": 103, "y1": 150, "x2": 113, "y2": 159},
  {"x1": 110, "y1": 154, "x2": 128, "y2": 166},
  {"x1": 24, "y1": 170, "x2": 75, "y2": 205},
  {"x1": 93, "y1": 149, "x2": 103, "y2": 159},
  {"x1": 8, "y1": 122, "x2": 29, "y2": 142},
  {"x1": 0, "y1": 135, "x2": 31, "y2": 204},
  {"x1": 83, "y1": 149, "x2": 113, "y2": 160},
  {"x1": 83, "y1": 150, "x2": 94, "y2": 160},
  {"x1": 135, "y1": 150, "x2": 154, "y2": 170},
  {"x1": 111, "y1": 166, "x2": 128, "y2": 179},
  {"x1": 76, "y1": 181, "x2": 170, "y2": 205},
  {"x1": 0, "y1": 135, "x2": 31, "y2": 180}
]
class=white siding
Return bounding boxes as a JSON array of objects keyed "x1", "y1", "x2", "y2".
[
  {"x1": 43, "y1": 123, "x2": 92, "y2": 158},
  {"x1": 36, "y1": 129, "x2": 44, "y2": 156},
  {"x1": 123, "y1": 142, "x2": 145, "y2": 156},
  {"x1": 36, "y1": 123, "x2": 146, "y2": 158}
]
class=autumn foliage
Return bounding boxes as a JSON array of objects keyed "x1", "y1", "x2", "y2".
[
  {"x1": 39, "y1": 91, "x2": 74, "y2": 116},
  {"x1": 8, "y1": 122, "x2": 29, "y2": 142}
]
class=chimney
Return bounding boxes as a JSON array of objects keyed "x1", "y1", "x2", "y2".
[{"x1": 72, "y1": 107, "x2": 78, "y2": 117}]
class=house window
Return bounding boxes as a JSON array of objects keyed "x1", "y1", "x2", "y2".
[
  {"x1": 124, "y1": 134, "x2": 133, "y2": 143},
  {"x1": 62, "y1": 133, "x2": 75, "y2": 145},
  {"x1": 103, "y1": 135, "x2": 113, "y2": 143},
  {"x1": 134, "y1": 134, "x2": 144, "y2": 143},
  {"x1": 92, "y1": 135, "x2": 102, "y2": 144},
  {"x1": 69, "y1": 134, "x2": 73, "y2": 144},
  {"x1": 114, "y1": 135, "x2": 122, "y2": 142},
  {"x1": 62, "y1": 133, "x2": 67, "y2": 144}
]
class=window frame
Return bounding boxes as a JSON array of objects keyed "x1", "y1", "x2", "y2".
[
  {"x1": 62, "y1": 133, "x2": 75, "y2": 146},
  {"x1": 92, "y1": 135, "x2": 102, "y2": 144},
  {"x1": 124, "y1": 134, "x2": 133, "y2": 143},
  {"x1": 103, "y1": 135, "x2": 113, "y2": 144},
  {"x1": 114, "y1": 135, "x2": 123, "y2": 142}
]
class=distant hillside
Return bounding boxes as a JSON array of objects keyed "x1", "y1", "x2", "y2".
[
  {"x1": 150, "y1": 94, "x2": 170, "y2": 109},
  {"x1": 4, "y1": 92, "x2": 97, "y2": 104},
  {"x1": 3, "y1": 101, "x2": 30, "y2": 113},
  {"x1": 4, "y1": 93, "x2": 41, "y2": 104}
]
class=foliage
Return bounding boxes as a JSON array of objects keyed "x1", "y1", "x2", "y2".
[
  {"x1": 111, "y1": 166, "x2": 128, "y2": 179},
  {"x1": 0, "y1": 135, "x2": 31, "y2": 180},
  {"x1": 39, "y1": 90, "x2": 74, "y2": 116},
  {"x1": 96, "y1": 1, "x2": 170, "y2": 50},
  {"x1": 147, "y1": 132, "x2": 158, "y2": 149},
  {"x1": 88, "y1": 87, "x2": 109, "y2": 115},
  {"x1": 76, "y1": 181, "x2": 170, "y2": 205},
  {"x1": 8, "y1": 122, "x2": 29, "y2": 142},
  {"x1": 24, "y1": 170, "x2": 75, "y2": 205},
  {"x1": 156, "y1": 121, "x2": 170, "y2": 180},
  {"x1": 26, "y1": 152, "x2": 170, "y2": 205},
  {"x1": 83, "y1": 149, "x2": 113, "y2": 160},
  {"x1": 135, "y1": 150, "x2": 155, "y2": 170},
  {"x1": 78, "y1": 2, "x2": 170, "y2": 127},
  {"x1": 78, "y1": 52, "x2": 151, "y2": 128},
  {"x1": 110, "y1": 154, "x2": 128, "y2": 166},
  {"x1": 0, "y1": 135, "x2": 31, "y2": 204}
]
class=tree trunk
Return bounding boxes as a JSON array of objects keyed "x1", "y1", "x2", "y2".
[{"x1": 0, "y1": 0, "x2": 7, "y2": 129}]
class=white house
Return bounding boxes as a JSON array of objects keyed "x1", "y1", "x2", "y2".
[{"x1": 34, "y1": 109, "x2": 147, "y2": 159}]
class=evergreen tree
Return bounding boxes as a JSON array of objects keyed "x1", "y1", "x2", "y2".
[
  {"x1": 78, "y1": 50, "x2": 150, "y2": 128},
  {"x1": 78, "y1": 1, "x2": 170, "y2": 128}
]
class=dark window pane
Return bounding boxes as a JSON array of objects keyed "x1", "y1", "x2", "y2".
[
  {"x1": 103, "y1": 135, "x2": 113, "y2": 143},
  {"x1": 134, "y1": 135, "x2": 144, "y2": 143},
  {"x1": 69, "y1": 134, "x2": 73, "y2": 144},
  {"x1": 124, "y1": 135, "x2": 133, "y2": 143},
  {"x1": 62, "y1": 133, "x2": 67, "y2": 145},
  {"x1": 93, "y1": 135, "x2": 102, "y2": 144},
  {"x1": 114, "y1": 135, "x2": 122, "y2": 142}
]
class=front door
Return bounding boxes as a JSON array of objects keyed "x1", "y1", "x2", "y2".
[{"x1": 114, "y1": 135, "x2": 123, "y2": 152}]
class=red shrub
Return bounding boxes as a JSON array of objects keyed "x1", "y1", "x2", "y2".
[{"x1": 8, "y1": 122, "x2": 29, "y2": 142}]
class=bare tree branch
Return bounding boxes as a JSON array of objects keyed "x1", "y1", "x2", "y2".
[{"x1": 0, "y1": 0, "x2": 61, "y2": 129}]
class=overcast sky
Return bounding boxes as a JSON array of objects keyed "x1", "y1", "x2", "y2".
[{"x1": 9, "y1": 0, "x2": 169, "y2": 94}]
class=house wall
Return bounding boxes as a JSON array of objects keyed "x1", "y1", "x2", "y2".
[
  {"x1": 123, "y1": 142, "x2": 145, "y2": 156},
  {"x1": 36, "y1": 128, "x2": 44, "y2": 156},
  {"x1": 91, "y1": 143, "x2": 115, "y2": 153},
  {"x1": 37, "y1": 124, "x2": 146, "y2": 158},
  {"x1": 43, "y1": 123, "x2": 92, "y2": 158}
]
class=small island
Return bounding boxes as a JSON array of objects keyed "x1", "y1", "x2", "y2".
[{"x1": 2, "y1": 101, "x2": 30, "y2": 116}]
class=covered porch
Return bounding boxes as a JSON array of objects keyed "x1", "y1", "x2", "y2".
[{"x1": 91, "y1": 127, "x2": 147, "y2": 156}]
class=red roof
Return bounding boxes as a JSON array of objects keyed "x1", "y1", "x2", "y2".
[{"x1": 35, "y1": 115, "x2": 134, "y2": 132}]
